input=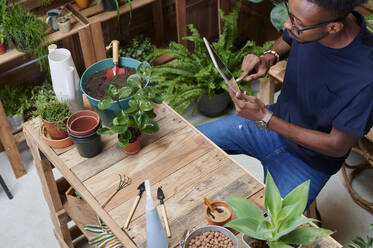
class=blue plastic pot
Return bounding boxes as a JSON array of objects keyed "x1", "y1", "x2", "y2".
[{"x1": 80, "y1": 57, "x2": 148, "y2": 127}]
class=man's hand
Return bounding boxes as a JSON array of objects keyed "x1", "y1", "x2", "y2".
[
  {"x1": 236, "y1": 54, "x2": 275, "y2": 83},
  {"x1": 228, "y1": 88, "x2": 267, "y2": 121}
]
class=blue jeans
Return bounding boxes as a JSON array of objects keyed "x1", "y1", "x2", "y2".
[{"x1": 197, "y1": 115, "x2": 330, "y2": 208}]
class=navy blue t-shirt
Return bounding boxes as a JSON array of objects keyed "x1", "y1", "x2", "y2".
[{"x1": 270, "y1": 11, "x2": 373, "y2": 175}]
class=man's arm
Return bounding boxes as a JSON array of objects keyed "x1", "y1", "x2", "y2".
[
  {"x1": 231, "y1": 93, "x2": 357, "y2": 158},
  {"x1": 268, "y1": 116, "x2": 357, "y2": 158}
]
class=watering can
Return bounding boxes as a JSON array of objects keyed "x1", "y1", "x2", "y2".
[{"x1": 48, "y1": 47, "x2": 83, "y2": 113}]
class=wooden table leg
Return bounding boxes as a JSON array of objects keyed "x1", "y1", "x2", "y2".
[
  {"x1": 27, "y1": 138, "x2": 73, "y2": 248},
  {"x1": 175, "y1": 0, "x2": 188, "y2": 47},
  {"x1": 152, "y1": 0, "x2": 164, "y2": 46},
  {"x1": 0, "y1": 100, "x2": 26, "y2": 178}
]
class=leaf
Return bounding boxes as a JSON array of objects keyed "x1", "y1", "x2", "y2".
[
  {"x1": 279, "y1": 227, "x2": 333, "y2": 245},
  {"x1": 279, "y1": 180, "x2": 310, "y2": 221},
  {"x1": 142, "y1": 120, "x2": 159, "y2": 134},
  {"x1": 98, "y1": 97, "x2": 116, "y2": 110},
  {"x1": 135, "y1": 111, "x2": 149, "y2": 129},
  {"x1": 139, "y1": 99, "x2": 153, "y2": 111},
  {"x1": 107, "y1": 84, "x2": 118, "y2": 97},
  {"x1": 96, "y1": 127, "x2": 111, "y2": 135},
  {"x1": 111, "y1": 125, "x2": 128, "y2": 134},
  {"x1": 137, "y1": 61, "x2": 151, "y2": 80},
  {"x1": 225, "y1": 195, "x2": 265, "y2": 222},
  {"x1": 150, "y1": 95, "x2": 163, "y2": 104},
  {"x1": 270, "y1": 3, "x2": 288, "y2": 32},
  {"x1": 246, "y1": 0, "x2": 263, "y2": 3},
  {"x1": 127, "y1": 74, "x2": 142, "y2": 89},
  {"x1": 113, "y1": 112, "x2": 129, "y2": 126},
  {"x1": 118, "y1": 134, "x2": 129, "y2": 148},
  {"x1": 118, "y1": 86, "x2": 132, "y2": 99},
  {"x1": 123, "y1": 105, "x2": 137, "y2": 114},
  {"x1": 265, "y1": 172, "x2": 282, "y2": 224},
  {"x1": 128, "y1": 98, "x2": 138, "y2": 108},
  {"x1": 268, "y1": 241, "x2": 292, "y2": 248},
  {"x1": 275, "y1": 216, "x2": 319, "y2": 240},
  {"x1": 225, "y1": 217, "x2": 272, "y2": 241}
]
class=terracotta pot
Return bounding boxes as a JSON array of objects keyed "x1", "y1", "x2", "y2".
[
  {"x1": 122, "y1": 137, "x2": 141, "y2": 155},
  {"x1": 43, "y1": 118, "x2": 68, "y2": 140},
  {"x1": 205, "y1": 201, "x2": 232, "y2": 226},
  {"x1": 41, "y1": 126, "x2": 73, "y2": 149},
  {"x1": 0, "y1": 42, "x2": 7, "y2": 55},
  {"x1": 74, "y1": 0, "x2": 91, "y2": 8},
  {"x1": 67, "y1": 110, "x2": 100, "y2": 136},
  {"x1": 57, "y1": 17, "x2": 71, "y2": 33}
]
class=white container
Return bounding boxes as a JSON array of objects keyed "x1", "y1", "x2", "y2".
[{"x1": 48, "y1": 48, "x2": 83, "y2": 112}]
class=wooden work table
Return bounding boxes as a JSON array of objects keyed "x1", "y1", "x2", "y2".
[{"x1": 23, "y1": 103, "x2": 342, "y2": 248}]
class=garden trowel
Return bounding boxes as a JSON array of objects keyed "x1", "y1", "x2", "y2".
[
  {"x1": 106, "y1": 40, "x2": 125, "y2": 79},
  {"x1": 124, "y1": 181, "x2": 145, "y2": 228},
  {"x1": 157, "y1": 186, "x2": 171, "y2": 238}
]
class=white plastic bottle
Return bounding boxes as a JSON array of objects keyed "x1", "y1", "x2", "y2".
[{"x1": 145, "y1": 180, "x2": 168, "y2": 248}]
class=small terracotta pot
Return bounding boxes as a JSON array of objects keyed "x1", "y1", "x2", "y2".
[
  {"x1": 122, "y1": 137, "x2": 141, "y2": 155},
  {"x1": 0, "y1": 42, "x2": 7, "y2": 55},
  {"x1": 43, "y1": 118, "x2": 68, "y2": 140},
  {"x1": 205, "y1": 201, "x2": 232, "y2": 226},
  {"x1": 74, "y1": 0, "x2": 91, "y2": 8},
  {"x1": 57, "y1": 17, "x2": 71, "y2": 33},
  {"x1": 41, "y1": 126, "x2": 73, "y2": 149},
  {"x1": 67, "y1": 110, "x2": 100, "y2": 136}
]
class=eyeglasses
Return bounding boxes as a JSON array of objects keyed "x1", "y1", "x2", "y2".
[{"x1": 272, "y1": 0, "x2": 345, "y2": 35}]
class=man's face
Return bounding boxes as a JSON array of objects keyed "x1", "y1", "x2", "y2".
[{"x1": 283, "y1": 0, "x2": 338, "y2": 43}]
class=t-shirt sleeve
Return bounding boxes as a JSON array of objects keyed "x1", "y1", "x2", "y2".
[
  {"x1": 333, "y1": 83, "x2": 373, "y2": 137},
  {"x1": 282, "y1": 29, "x2": 293, "y2": 46}
]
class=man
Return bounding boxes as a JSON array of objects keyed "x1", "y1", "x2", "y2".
[{"x1": 198, "y1": 0, "x2": 373, "y2": 207}]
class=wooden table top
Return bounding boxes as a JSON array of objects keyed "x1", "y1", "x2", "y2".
[{"x1": 23, "y1": 103, "x2": 342, "y2": 248}]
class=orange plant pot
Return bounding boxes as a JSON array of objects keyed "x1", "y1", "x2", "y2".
[
  {"x1": 122, "y1": 137, "x2": 141, "y2": 155},
  {"x1": 75, "y1": 0, "x2": 91, "y2": 8},
  {"x1": 0, "y1": 43, "x2": 7, "y2": 55},
  {"x1": 41, "y1": 126, "x2": 73, "y2": 149},
  {"x1": 43, "y1": 119, "x2": 68, "y2": 140},
  {"x1": 205, "y1": 201, "x2": 233, "y2": 226}
]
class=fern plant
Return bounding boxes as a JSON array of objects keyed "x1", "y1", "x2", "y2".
[
  {"x1": 149, "y1": 1, "x2": 274, "y2": 114},
  {"x1": 348, "y1": 224, "x2": 373, "y2": 248}
]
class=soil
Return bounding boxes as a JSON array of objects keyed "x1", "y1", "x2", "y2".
[
  {"x1": 85, "y1": 67, "x2": 138, "y2": 100},
  {"x1": 247, "y1": 239, "x2": 268, "y2": 248}
]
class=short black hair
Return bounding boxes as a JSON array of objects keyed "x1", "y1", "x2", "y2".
[{"x1": 307, "y1": 0, "x2": 369, "y2": 17}]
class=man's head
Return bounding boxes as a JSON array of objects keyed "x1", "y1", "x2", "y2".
[{"x1": 280, "y1": 0, "x2": 368, "y2": 42}]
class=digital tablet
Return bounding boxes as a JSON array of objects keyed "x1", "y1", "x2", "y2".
[{"x1": 203, "y1": 37, "x2": 241, "y2": 94}]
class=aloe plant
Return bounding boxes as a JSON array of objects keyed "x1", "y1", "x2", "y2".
[
  {"x1": 225, "y1": 172, "x2": 333, "y2": 248},
  {"x1": 96, "y1": 62, "x2": 162, "y2": 148},
  {"x1": 348, "y1": 224, "x2": 373, "y2": 248}
]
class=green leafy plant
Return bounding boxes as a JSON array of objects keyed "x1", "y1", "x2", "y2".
[
  {"x1": 58, "y1": 12, "x2": 72, "y2": 23},
  {"x1": 40, "y1": 102, "x2": 70, "y2": 130},
  {"x1": 96, "y1": 0, "x2": 133, "y2": 22},
  {"x1": 247, "y1": 0, "x2": 288, "y2": 31},
  {"x1": 96, "y1": 61, "x2": 162, "y2": 148},
  {"x1": 2, "y1": 4, "x2": 49, "y2": 70},
  {"x1": 119, "y1": 35, "x2": 155, "y2": 62},
  {"x1": 348, "y1": 224, "x2": 373, "y2": 248},
  {"x1": 225, "y1": 172, "x2": 333, "y2": 248},
  {"x1": 366, "y1": 14, "x2": 373, "y2": 33},
  {"x1": 149, "y1": 1, "x2": 274, "y2": 114},
  {"x1": 30, "y1": 79, "x2": 57, "y2": 119},
  {"x1": 0, "y1": 85, "x2": 31, "y2": 117}
]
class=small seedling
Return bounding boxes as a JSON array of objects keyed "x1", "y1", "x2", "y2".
[{"x1": 59, "y1": 12, "x2": 72, "y2": 23}]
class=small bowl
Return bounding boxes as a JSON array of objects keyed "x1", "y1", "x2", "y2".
[
  {"x1": 184, "y1": 225, "x2": 238, "y2": 248},
  {"x1": 205, "y1": 201, "x2": 233, "y2": 226},
  {"x1": 67, "y1": 110, "x2": 100, "y2": 136},
  {"x1": 41, "y1": 125, "x2": 73, "y2": 149}
]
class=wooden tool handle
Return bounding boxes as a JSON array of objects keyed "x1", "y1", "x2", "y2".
[
  {"x1": 112, "y1": 40, "x2": 120, "y2": 64},
  {"x1": 161, "y1": 204, "x2": 171, "y2": 238},
  {"x1": 101, "y1": 190, "x2": 117, "y2": 208},
  {"x1": 124, "y1": 195, "x2": 140, "y2": 228}
]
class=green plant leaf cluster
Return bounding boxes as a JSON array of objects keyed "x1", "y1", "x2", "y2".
[
  {"x1": 348, "y1": 224, "x2": 373, "y2": 248},
  {"x1": 0, "y1": 85, "x2": 31, "y2": 117},
  {"x1": 225, "y1": 172, "x2": 333, "y2": 247},
  {"x1": 30, "y1": 79, "x2": 57, "y2": 118},
  {"x1": 366, "y1": 14, "x2": 373, "y2": 33},
  {"x1": 148, "y1": 1, "x2": 274, "y2": 114},
  {"x1": 119, "y1": 35, "x2": 155, "y2": 62},
  {"x1": 40, "y1": 102, "x2": 70, "y2": 125},
  {"x1": 96, "y1": 61, "x2": 162, "y2": 148},
  {"x1": 96, "y1": 0, "x2": 133, "y2": 22},
  {"x1": 2, "y1": 3, "x2": 49, "y2": 71}
]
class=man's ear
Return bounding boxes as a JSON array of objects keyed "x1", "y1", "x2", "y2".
[{"x1": 327, "y1": 22, "x2": 344, "y2": 34}]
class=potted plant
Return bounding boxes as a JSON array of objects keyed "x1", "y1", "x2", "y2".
[
  {"x1": 148, "y1": 1, "x2": 274, "y2": 116},
  {"x1": 40, "y1": 101, "x2": 71, "y2": 140},
  {"x1": 57, "y1": 12, "x2": 72, "y2": 33},
  {"x1": 0, "y1": 25, "x2": 7, "y2": 55},
  {"x1": 225, "y1": 172, "x2": 333, "y2": 248},
  {"x1": 96, "y1": 61, "x2": 162, "y2": 155},
  {"x1": 117, "y1": 35, "x2": 155, "y2": 62},
  {"x1": 0, "y1": 85, "x2": 31, "y2": 131},
  {"x1": 2, "y1": 4, "x2": 49, "y2": 70},
  {"x1": 347, "y1": 223, "x2": 372, "y2": 248},
  {"x1": 74, "y1": 0, "x2": 92, "y2": 9},
  {"x1": 96, "y1": 0, "x2": 133, "y2": 21}
]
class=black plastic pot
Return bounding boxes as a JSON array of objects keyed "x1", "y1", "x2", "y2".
[
  {"x1": 68, "y1": 123, "x2": 102, "y2": 158},
  {"x1": 198, "y1": 91, "x2": 230, "y2": 117},
  {"x1": 102, "y1": 0, "x2": 117, "y2": 11}
]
